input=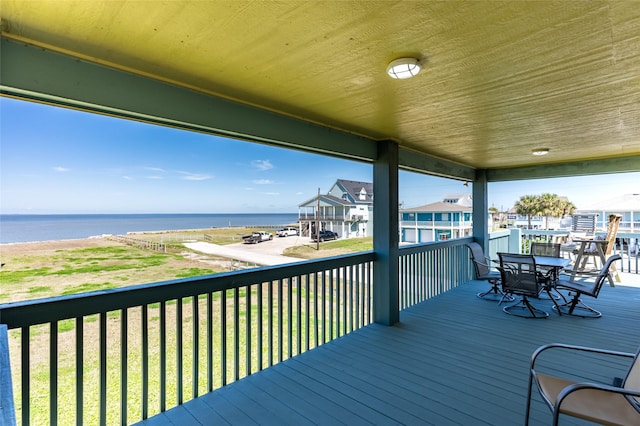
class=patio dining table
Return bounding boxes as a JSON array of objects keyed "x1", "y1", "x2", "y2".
[
  {"x1": 533, "y1": 255, "x2": 572, "y2": 283},
  {"x1": 533, "y1": 256, "x2": 571, "y2": 311}
]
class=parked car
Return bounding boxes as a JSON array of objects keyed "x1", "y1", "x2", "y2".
[
  {"x1": 242, "y1": 231, "x2": 273, "y2": 244},
  {"x1": 312, "y1": 230, "x2": 338, "y2": 242},
  {"x1": 276, "y1": 227, "x2": 299, "y2": 237}
]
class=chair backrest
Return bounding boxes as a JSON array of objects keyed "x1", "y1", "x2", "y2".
[
  {"x1": 571, "y1": 214, "x2": 597, "y2": 235},
  {"x1": 603, "y1": 214, "x2": 622, "y2": 255},
  {"x1": 530, "y1": 242, "x2": 561, "y2": 258},
  {"x1": 623, "y1": 346, "x2": 640, "y2": 408},
  {"x1": 467, "y1": 242, "x2": 490, "y2": 277},
  {"x1": 498, "y1": 253, "x2": 542, "y2": 297},
  {"x1": 586, "y1": 254, "x2": 622, "y2": 298}
]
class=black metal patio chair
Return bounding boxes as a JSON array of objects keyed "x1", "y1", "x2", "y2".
[
  {"x1": 530, "y1": 242, "x2": 566, "y2": 303},
  {"x1": 497, "y1": 253, "x2": 548, "y2": 318},
  {"x1": 553, "y1": 254, "x2": 622, "y2": 318},
  {"x1": 467, "y1": 242, "x2": 513, "y2": 302}
]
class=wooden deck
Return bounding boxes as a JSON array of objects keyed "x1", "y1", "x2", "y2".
[{"x1": 136, "y1": 278, "x2": 640, "y2": 426}]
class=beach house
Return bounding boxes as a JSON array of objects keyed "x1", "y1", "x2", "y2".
[
  {"x1": 400, "y1": 194, "x2": 472, "y2": 243},
  {"x1": 298, "y1": 179, "x2": 373, "y2": 238},
  {"x1": 578, "y1": 193, "x2": 640, "y2": 232}
]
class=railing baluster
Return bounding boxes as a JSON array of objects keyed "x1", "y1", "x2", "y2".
[
  {"x1": 335, "y1": 268, "x2": 340, "y2": 338},
  {"x1": 347, "y1": 266, "x2": 351, "y2": 334},
  {"x1": 277, "y1": 279, "x2": 283, "y2": 363},
  {"x1": 50, "y1": 321, "x2": 57, "y2": 426},
  {"x1": 313, "y1": 272, "x2": 319, "y2": 349},
  {"x1": 287, "y1": 277, "x2": 292, "y2": 359},
  {"x1": 257, "y1": 282, "x2": 263, "y2": 371},
  {"x1": 246, "y1": 284, "x2": 251, "y2": 376},
  {"x1": 305, "y1": 274, "x2": 310, "y2": 352},
  {"x1": 268, "y1": 280, "x2": 274, "y2": 367},
  {"x1": 354, "y1": 266, "x2": 359, "y2": 328},
  {"x1": 367, "y1": 260, "x2": 373, "y2": 323},
  {"x1": 141, "y1": 305, "x2": 148, "y2": 420},
  {"x1": 221, "y1": 289, "x2": 227, "y2": 386},
  {"x1": 160, "y1": 301, "x2": 166, "y2": 412},
  {"x1": 21, "y1": 327, "x2": 29, "y2": 426},
  {"x1": 207, "y1": 293, "x2": 213, "y2": 392},
  {"x1": 297, "y1": 276, "x2": 302, "y2": 355},
  {"x1": 192, "y1": 296, "x2": 199, "y2": 398},
  {"x1": 75, "y1": 318, "x2": 83, "y2": 426},
  {"x1": 176, "y1": 298, "x2": 183, "y2": 405},
  {"x1": 342, "y1": 266, "x2": 347, "y2": 336},
  {"x1": 419, "y1": 251, "x2": 424, "y2": 302},
  {"x1": 321, "y1": 272, "x2": 326, "y2": 344},
  {"x1": 233, "y1": 288, "x2": 239, "y2": 382},
  {"x1": 99, "y1": 312, "x2": 106, "y2": 426},
  {"x1": 120, "y1": 308, "x2": 127, "y2": 426}
]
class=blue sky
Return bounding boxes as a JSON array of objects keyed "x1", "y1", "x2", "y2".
[{"x1": 1, "y1": 97, "x2": 638, "y2": 214}]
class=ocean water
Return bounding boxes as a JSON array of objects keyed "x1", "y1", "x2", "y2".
[{"x1": 0, "y1": 213, "x2": 299, "y2": 244}]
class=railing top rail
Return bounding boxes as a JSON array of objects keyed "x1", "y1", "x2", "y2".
[
  {"x1": 399, "y1": 237, "x2": 473, "y2": 256},
  {"x1": 0, "y1": 251, "x2": 375, "y2": 329}
]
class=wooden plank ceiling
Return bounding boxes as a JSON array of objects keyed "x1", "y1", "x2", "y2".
[{"x1": 1, "y1": 1, "x2": 639, "y2": 169}]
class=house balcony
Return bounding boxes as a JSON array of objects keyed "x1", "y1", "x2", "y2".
[
  {"x1": 1, "y1": 236, "x2": 639, "y2": 425},
  {"x1": 400, "y1": 220, "x2": 472, "y2": 228},
  {"x1": 299, "y1": 213, "x2": 363, "y2": 222}
]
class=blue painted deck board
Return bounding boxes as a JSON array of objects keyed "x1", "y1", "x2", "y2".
[{"x1": 135, "y1": 280, "x2": 640, "y2": 425}]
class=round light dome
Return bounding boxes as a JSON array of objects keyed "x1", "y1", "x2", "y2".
[{"x1": 386, "y1": 58, "x2": 422, "y2": 79}]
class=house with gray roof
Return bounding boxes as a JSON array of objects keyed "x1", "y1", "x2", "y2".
[
  {"x1": 578, "y1": 193, "x2": 640, "y2": 232},
  {"x1": 298, "y1": 179, "x2": 373, "y2": 239},
  {"x1": 400, "y1": 194, "x2": 472, "y2": 243}
]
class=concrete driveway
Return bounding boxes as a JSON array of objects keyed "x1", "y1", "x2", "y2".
[{"x1": 184, "y1": 234, "x2": 309, "y2": 266}]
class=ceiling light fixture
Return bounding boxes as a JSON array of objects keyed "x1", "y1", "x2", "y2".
[
  {"x1": 386, "y1": 58, "x2": 422, "y2": 79},
  {"x1": 532, "y1": 148, "x2": 550, "y2": 156}
]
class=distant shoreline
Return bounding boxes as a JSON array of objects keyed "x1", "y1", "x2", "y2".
[{"x1": 0, "y1": 213, "x2": 299, "y2": 244}]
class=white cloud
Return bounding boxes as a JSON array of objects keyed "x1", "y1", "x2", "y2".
[
  {"x1": 251, "y1": 160, "x2": 274, "y2": 171},
  {"x1": 252, "y1": 179, "x2": 274, "y2": 185},
  {"x1": 178, "y1": 171, "x2": 213, "y2": 181},
  {"x1": 123, "y1": 176, "x2": 133, "y2": 180},
  {"x1": 53, "y1": 166, "x2": 70, "y2": 172},
  {"x1": 144, "y1": 167, "x2": 166, "y2": 173},
  {"x1": 263, "y1": 192, "x2": 280, "y2": 196},
  {"x1": 145, "y1": 175, "x2": 164, "y2": 180}
]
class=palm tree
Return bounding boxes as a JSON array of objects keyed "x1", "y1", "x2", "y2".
[
  {"x1": 538, "y1": 193, "x2": 565, "y2": 230},
  {"x1": 514, "y1": 195, "x2": 540, "y2": 229},
  {"x1": 560, "y1": 199, "x2": 576, "y2": 217},
  {"x1": 514, "y1": 194, "x2": 576, "y2": 230}
]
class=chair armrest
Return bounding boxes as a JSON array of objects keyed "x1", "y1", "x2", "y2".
[
  {"x1": 473, "y1": 258, "x2": 490, "y2": 267},
  {"x1": 558, "y1": 382, "x2": 640, "y2": 402},
  {"x1": 531, "y1": 343, "x2": 635, "y2": 370},
  {"x1": 473, "y1": 258, "x2": 500, "y2": 272},
  {"x1": 556, "y1": 271, "x2": 602, "y2": 287}
]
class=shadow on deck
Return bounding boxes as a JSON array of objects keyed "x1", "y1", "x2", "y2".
[{"x1": 137, "y1": 279, "x2": 640, "y2": 425}]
